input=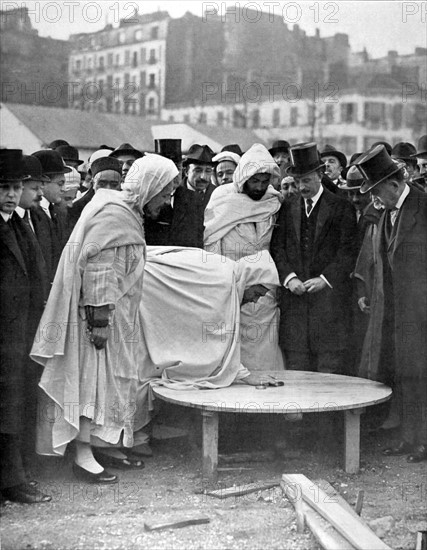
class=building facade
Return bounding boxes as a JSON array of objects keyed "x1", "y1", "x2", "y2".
[{"x1": 68, "y1": 11, "x2": 169, "y2": 117}]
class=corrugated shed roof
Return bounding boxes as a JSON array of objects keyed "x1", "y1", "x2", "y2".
[
  {"x1": 4, "y1": 103, "x2": 268, "y2": 153},
  {"x1": 4, "y1": 103, "x2": 163, "y2": 151}
]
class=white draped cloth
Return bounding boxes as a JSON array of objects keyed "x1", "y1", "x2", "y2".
[{"x1": 204, "y1": 144, "x2": 284, "y2": 371}]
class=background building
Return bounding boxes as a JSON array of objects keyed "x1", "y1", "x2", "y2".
[{"x1": 0, "y1": 7, "x2": 70, "y2": 107}]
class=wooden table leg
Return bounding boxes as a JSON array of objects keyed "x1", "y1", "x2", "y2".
[
  {"x1": 201, "y1": 410, "x2": 219, "y2": 484},
  {"x1": 344, "y1": 408, "x2": 365, "y2": 474}
]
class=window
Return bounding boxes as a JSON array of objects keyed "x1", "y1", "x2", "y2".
[
  {"x1": 183, "y1": 114, "x2": 190, "y2": 123},
  {"x1": 341, "y1": 103, "x2": 357, "y2": 123},
  {"x1": 75, "y1": 59, "x2": 81, "y2": 71},
  {"x1": 364, "y1": 102, "x2": 385, "y2": 129},
  {"x1": 290, "y1": 107, "x2": 298, "y2": 126},
  {"x1": 168, "y1": 115, "x2": 175, "y2": 122},
  {"x1": 140, "y1": 48, "x2": 146, "y2": 63},
  {"x1": 392, "y1": 104, "x2": 403, "y2": 129},
  {"x1": 148, "y1": 97, "x2": 156, "y2": 114},
  {"x1": 148, "y1": 74, "x2": 155, "y2": 88},
  {"x1": 251, "y1": 109, "x2": 260, "y2": 128},
  {"x1": 132, "y1": 51, "x2": 138, "y2": 67},
  {"x1": 272, "y1": 108, "x2": 280, "y2": 127},
  {"x1": 308, "y1": 104, "x2": 316, "y2": 126},
  {"x1": 217, "y1": 111, "x2": 224, "y2": 126},
  {"x1": 151, "y1": 26, "x2": 158, "y2": 39},
  {"x1": 149, "y1": 49, "x2": 156, "y2": 63},
  {"x1": 139, "y1": 71, "x2": 146, "y2": 87},
  {"x1": 199, "y1": 112, "x2": 207, "y2": 124},
  {"x1": 99, "y1": 56, "x2": 104, "y2": 70},
  {"x1": 325, "y1": 105, "x2": 334, "y2": 125},
  {"x1": 107, "y1": 53, "x2": 113, "y2": 67},
  {"x1": 118, "y1": 31, "x2": 125, "y2": 44},
  {"x1": 135, "y1": 29, "x2": 143, "y2": 41},
  {"x1": 125, "y1": 50, "x2": 130, "y2": 65},
  {"x1": 115, "y1": 54, "x2": 120, "y2": 67}
]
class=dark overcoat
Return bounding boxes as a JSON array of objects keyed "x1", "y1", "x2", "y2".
[
  {"x1": 0, "y1": 214, "x2": 48, "y2": 433},
  {"x1": 169, "y1": 181, "x2": 215, "y2": 248},
  {"x1": 359, "y1": 188, "x2": 427, "y2": 381},
  {"x1": 270, "y1": 189, "x2": 357, "y2": 353}
]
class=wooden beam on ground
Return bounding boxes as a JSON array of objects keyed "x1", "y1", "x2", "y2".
[
  {"x1": 144, "y1": 514, "x2": 210, "y2": 531},
  {"x1": 282, "y1": 474, "x2": 391, "y2": 550},
  {"x1": 316, "y1": 479, "x2": 361, "y2": 519},
  {"x1": 303, "y1": 503, "x2": 356, "y2": 550},
  {"x1": 206, "y1": 480, "x2": 279, "y2": 499}
]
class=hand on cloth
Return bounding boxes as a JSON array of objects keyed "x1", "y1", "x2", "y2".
[
  {"x1": 303, "y1": 277, "x2": 327, "y2": 294},
  {"x1": 85, "y1": 305, "x2": 112, "y2": 350},
  {"x1": 242, "y1": 284, "x2": 270, "y2": 305}
]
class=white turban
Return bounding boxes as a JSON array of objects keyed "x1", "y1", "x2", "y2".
[
  {"x1": 121, "y1": 153, "x2": 178, "y2": 212},
  {"x1": 63, "y1": 166, "x2": 81, "y2": 191},
  {"x1": 232, "y1": 143, "x2": 280, "y2": 193}
]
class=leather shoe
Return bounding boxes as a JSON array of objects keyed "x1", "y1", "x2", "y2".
[
  {"x1": 72, "y1": 462, "x2": 118, "y2": 484},
  {"x1": 407, "y1": 445, "x2": 427, "y2": 463},
  {"x1": 382, "y1": 440, "x2": 413, "y2": 456},
  {"x1": 2, "y1": 483, "x2": 51, "y2": 504}
]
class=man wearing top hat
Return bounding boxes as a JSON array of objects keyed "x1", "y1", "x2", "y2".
[
  {"x1": 30, "y1": 150, "x2": 71, "y2": 285},
  {"x1": 0, "y1": 149, "x2": 51, "y2": 503},
  {"x1": 355, "y1": 145, "x2": 427, "y2": 463},
  {"x1": 56, "y1": 145, "x2": 84, "y2": 170},
  {"x1": 270, "y1": 142, "x2": 357, "y2": 374},
  {"x1": 169, "y1": 144, "x2": 216, "y2": 248}
]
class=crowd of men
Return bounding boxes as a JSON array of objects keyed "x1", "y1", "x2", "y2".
[{"x1": 1, "y1": 133, "x2": 426, "y2": 504}]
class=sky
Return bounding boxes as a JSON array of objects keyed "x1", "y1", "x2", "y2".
[{"x1": 8, "y1": 1, "x2": 427, "y2": 58}]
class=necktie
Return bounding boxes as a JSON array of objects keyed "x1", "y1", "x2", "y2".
[{"x1": 306, "y1": 198, "x2": 313, "y2": 216}]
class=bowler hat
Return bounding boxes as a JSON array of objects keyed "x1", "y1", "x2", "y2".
[
  {"x1": 91, "y1": 157, "x2": 122, "y2": 179},
  {"x1": 0, "y1": 149, "x2": 30, "y2": 181},
  {"x1": 356, "y1": 145, "x2": 401, "y2": 194},
  {"x1": 411, "y1": 135, "x2": 427, "y2": 158},
  {"x1": 268, "y1": 140, "x2": 290, "y2": 157},
  {"x1": 371, "y1": 141, "x2": 392, "y2": 155},
  {"x1": 48, "y1": 139, "x2": 70, "y2": 149},
  {"x1": 342, "y1": 153, "x2": 363, "y2": 179},
  {"x1": 32, "y1": 150, "x2": 72, "y2": 175},
  {"x1": 319, "y1": 144, "x2": 347, "y2": 169},
  {"x1": 22, "y1": 155, "x2": 50, "y2": 182},
  {"x1": 56, "y1": 145, "x2": 84, "y2": 166},
  {"x1": 154, "y1": 139, "x2": 182, "y2": 163},
  {"x1": 221, "y1": 143, "x2": 244, "y2": 156},
  {"x1": 109, "y1": 143, "x2": 143, "y2": 159},
  {"x1": 286, "y1": 142, "x2": 325, "y2": 177},
  {"x1": 339, "y1": 165, "x2": 364, "y2": 190},
  {"x1": 183, "y1": 144, "x2": 215, "y2": 166}
]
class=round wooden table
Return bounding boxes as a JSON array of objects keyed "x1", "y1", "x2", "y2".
[{"x1": 152, "y1": 371, "x2": 392, "y2": 481}]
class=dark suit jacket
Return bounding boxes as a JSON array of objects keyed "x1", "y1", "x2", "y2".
[
  {"x1": 169, "y1": 181, "x2": 216, "y2": 248},
  {"x1": 270, "y1": 189, "x2": 357, "y2": 353},
  {"x1": 31, "y1": 203, "x2": 66, "y2": 284},
  {"x1": 367, "y1": 188, "x2": 427, "y2": 380},
  {"x1": 0, "y1": 215, "x2": 48, "y2": 433}
]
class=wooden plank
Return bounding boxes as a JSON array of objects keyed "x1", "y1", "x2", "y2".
[
  {"x1": 282, "y1": 474, "x2": 391, "y2": 550},
  {"x1": 206, "y1": 481, "x2": 279, "y2": 499},
  {"x1": 303, "y1": 504, "x2": 355, "y2": 550},
  {"x1": 316, "y1": 479, "x2": 360, "y2": 519},
  {"x1": 144, "y1": 515, "x2": 210, "y2": 532}
]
